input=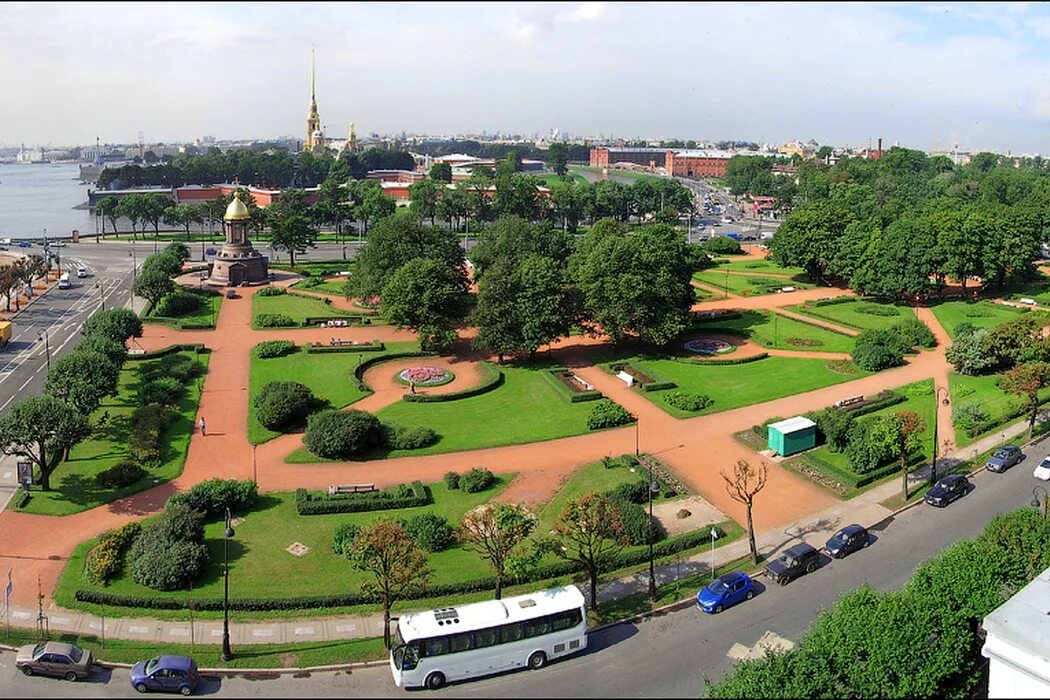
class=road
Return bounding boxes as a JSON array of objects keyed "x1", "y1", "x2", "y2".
[{"x1": 2, "y1": 438, "x2": 1043, "y2": 698}]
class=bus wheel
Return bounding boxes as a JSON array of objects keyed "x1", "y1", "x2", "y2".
[
  {"x1": 528, "y1": 652, "x2": 547, "y2": 670},
  {"x1": 425, "y1": 672, "x2": 446, "y2": 690}
]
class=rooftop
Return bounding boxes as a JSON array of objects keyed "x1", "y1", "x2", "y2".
[
  {"x1": 768, "y1": 416, "x2": 816, "y2": 433},
  {"x1": 983, "y1": 565, "x2": 1050, "y2": 668}
]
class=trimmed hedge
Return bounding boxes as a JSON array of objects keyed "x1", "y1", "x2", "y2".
[
  {"x1": 402, "y1": 362, "x2": 504, "y2": 403},
  {"x1": 691, "y1": 311, "x2": 743, "y2": 323},
  {"x1": 779, "y1": 312, "x2": 856, "y2": 337},
  {"x1": 166, "y1": 479, "x2": 259, "y2": 517},
  {"x1": 305, "y1": 341, "x2": 385, "y2": 354},
  {"x1": 255, "y1": 313, "x2": 296, "y2": 328},
  {"x1": 94, "y1": 460, "x2": 147, "y2": 488},
  {"x1": 353, "y1": 351, "x2": 433, "y2": 392},
  {"x1": 460, "y1": 467, "x2": 495, "y2": 493},
  {"x1": 294, "y1": 482, "x2": 432, "y2": 515},
  {"x1": 799, "y1": 452, "x2": 900, "y2": 490},
  {"x1": 542, "y1": 367, "x2": 604, "y2": 403},
  {"x1": 74, "y1": 524, "x2": 730, "y2": 611},
  {"x1": 588, "y1": 400, "x2": 635, "y2": 430},
  {"x1": 641, "y1": 381, "x2": 677, "y2": 392},
  {"x1": 129, "y1": 344, "x2": 208, "y2": 361},
  {"x1": 255, "y1": 340, "x2": 297, "y2": 359},
  {"x1": 844, "y1": 390, "x2": 907, "y2": 417},
  {"x1": 673, "y1": 353, "x2": 770, "y2": 366},
  {"x1": 256, "y1": 286, "x2": 287, "y2": 297}
]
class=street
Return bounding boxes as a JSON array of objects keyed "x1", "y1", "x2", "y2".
[{"x1": 1, "y1": 435, "x2": 1043, "y2": 698}]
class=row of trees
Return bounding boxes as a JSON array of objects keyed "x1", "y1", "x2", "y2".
[{"x1": 0, "y1": 254, "x2": 49, "y2": 312}]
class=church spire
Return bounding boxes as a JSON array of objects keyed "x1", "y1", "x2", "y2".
[{"x1": 304, "y1": 48, "x2": 324, "y2": 152}]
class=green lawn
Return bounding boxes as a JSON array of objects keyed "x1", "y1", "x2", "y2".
[
  {"x1": 291, "y1": 279, "x2": 351, "y2": 297},
  {"x1": 693, "y1": 270, "x2": 813, "y2": 297},
  {"x1": 708, "y1": 257, "x2": 806, "y2": 277},
  {"x1": 693, "y1": 309, "x2": 855, "y2": 353},
  {"x1": 785, "y1": 299, "x2": 918, "y2": 331},
  {"x1": 929, "y1": 300, "x2": 1041, "y2": 339},
  {"x1": 249, "y1": 341, "x2": 420, "y2": 444},
  {"x1": 252, "y1": 292, "x2": 353, "y2": 327},
  {"x1": 536, "y1": 173, "x2": 589, "y2": 186},
  {"x1": 18, "y1": 351, "x2": 210, "y2": 516},
  {"x1": 998, "y1": 273, "x2": 1050, "y2": 305},
  {"x1": 143, "y1": 291, "x2": 222, "y2": 329},
  {"x1": 629, "y1": 355, "x2": 868, "y2": 418},
  {"x1": 287, "y1": 363, "x2": 606, "y2": 460},
  {"x1": 948, "y1": 372, "x2": 1050, "y2": 446}
]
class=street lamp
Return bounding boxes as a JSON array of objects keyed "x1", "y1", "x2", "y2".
[
  {"x1": 635, "y1": 419, "x2": 640, "y2": 456},
  {"x1": 930, "y1": 387, "x2": 951, "y2": 486},
  {"x1": 37, "y1": 331, "x2": 50, "y2": 371},
  {"x1": 647, "y1": 475, "x2": 660, "y2": 602},
  {"x1": 723, "y1": 259, "x2": 730, "y2": 298},
  {"x1": 1033, "y1": 486, "x2": 1049, "y2": 520},
  {"x1": 221, "y1": 507, "x2": 235, "y2": 661},
  {"x1": 129, "y1": 249, "x2": 137, "y2": 280},
  {"x1": 95, "y1": 281, "x2": 105, "y2": 311}
]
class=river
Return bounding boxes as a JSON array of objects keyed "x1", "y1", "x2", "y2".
[{"x1": 0, "y1": 163, "x2": 96, "y2": 240}]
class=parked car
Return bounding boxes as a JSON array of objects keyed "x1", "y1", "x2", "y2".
[
  {"x1": 130, "y1": 655, "x2": 200, "y2": 695},
  {"x1": 15, "y1": 641, "x2": 93, "y2": 681},
  {"x1": 824, "y1": 524, "x2": 870, "y2": 559},
  {"x1": 1034, "y1": 457, "x2": 1050, "y2": 481},
  {"x1": 925, "y1": 473, "x2": 970, "y2": 507},
  {"x1": 986, "y1": 445, "x2": 1023, "y2": 473},
  {"x1": 225, "y1": 289, "x2": 238, "y2": 299},
  {"x1": 15, "y1": 241, "x2": 32, "y2": 248},
  {"x1": 763, "y1": 542, "x2": 821, "y2": 585},
  {"x1": 696, "y1": 571, "x2": 753, "y2": 613}
]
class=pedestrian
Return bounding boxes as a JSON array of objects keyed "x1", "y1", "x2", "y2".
[
  {"x1": 199, "y1": 416, "x2": 206, "y2": 436},
  {"x1": 409, "y1": 380, "x2": 416, "y2": 395}
]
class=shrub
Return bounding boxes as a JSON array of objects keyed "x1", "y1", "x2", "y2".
[
  {"x1": 809, "y1": 407, "x2": 855, "y2": 453},
  {"x1": 128, "y1": 403, "x2": 175, "y2": 465},
  {"x1": 606, "y1": 480, "x2": 651, "y2": 505},
  {"x1": 894, "y1": 319, "x2": 936, "y2": 349},
  {"x1": 141, "y1": 353, "x2": 204, "y2": 384},
  {"x1": 844, "y1": 417, "x2": 897, "y2": 474},
  {"x1": 256, "y1": 340, "x2": 297, "y2": 359},
  {"x1": 785, "y1": 337, "x2": 823, "y2": 347},
  {"x1": 460, "y1": 467, "x2": 496, "y2": 493},
  {"x1": 154, "y1": 292, "x2": 202, "y2": 318},
  {"x1": 443, "y1": 471, "x2": 460, "y2": 490},
  {"x1": 256, "y1": 313, "x2": 296, "y2": 327},
  {"x1": 952, "y1": 402, "x2": 988, "y2": 434},
  {"x1": 138, "y1": 376, "x2": 186, "y2": 406},
  {"x1": 703, "y1": 237, "x2": 742, "y2": 255},
  {"x1": 297, "y1": 277, "x2": 323, "y2": 288},
  {"x1": 614, "y1": 499, "x2": 665, "y2": 546},
  {"x1": 676, "y1": 508, "x2": 692, "y2": 519},
  {"x1": 94, "y1": 460, "x2": 147, "y2": 488},
  {"x1": 383, "y1": 423, "x2": 439, "y2": 450},
  {"x1": 256, "y1": 286, "x2": 287, "y2": 297},
  {"x1": 855, "y1": 303, "x2": 900, "y2": 317},
  {"x1": 295, "y1": 483, "x2": 431, "y2": 515},
  {"x1": 664, "y1": 391, "x2": 712, "y2": 412},
  {"x1": 166, "y1": 479, "x2": 258, "y2": 516},
  {"x1": 851, "y1": 343, "x2": 903, "y2": 372},
  {"x1": 82, "y1": 308, "x2": 143, "y2": 344},
  {"x1": 331, "y1": 523, "x2": 361, "y2": 557},
  {"x1": 303, "y1": 409, "x2": 384, "y2": 459},
  {"x1": 85, "y1": 522, "x2": 142, "y2": 586},
  {"x1": 401, "y1": 513, "x2": 454, "y2": 552},
  {"x1": 587, "y1": 400, "x2": 635, "y2": 430},
  {"x1": 128, "y1": 504, "x2": 208, "y2": 591},
  {"x1": 254, "y1": 381, "x2": 320, "y2": 431}
]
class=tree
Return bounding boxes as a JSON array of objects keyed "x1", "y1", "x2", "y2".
[
  {"x1": 891, "y1": 410, "x2": 926, "y2": 502},
  {"x1": 0, "y1": 265, "x2": 19, "y2": 312},
  {"x1": 552, "y1": 492, "x2": 626, "y2": 610},
  {"x1": 0, "y1": 395, "x2": 91, "y2": 490},
  {"x1": 268, "y1": 189, "x2": 318, "y2": 265},
  {"x1": 141, "y1": 193, "x2": 170, "y2": 243},
  {"x1": 546, "y1": 143, "x2": 569, "y2": 176},
  {"x1": 408, "y1": 179, "x2": 441, "y2": 226},
  {"x1": 355, "y1": 181, "x2": 397, "y2": 233},
  {"x1": 428, "y1": 162, "x2": 453, "y2": 183},
  {"x1": 518, "y1": 255, "x2": 571, "y2": 359},
  {"x1": 1000, "y1": 362, "x2": 1050, "y2": 440},
  {"x1": 945, "y1": 327, "x2": 996, "y2": 375},
  {"x1": 347, "y1": 520, "x2": 432, "y2": 648},
  {"x1": 45, "y1": 350, "x2": 121, "y2": 416},
  {"x1": 117, "y1": 193, "x2": 146, "y2": 239},
  {"x1": 133, "y1": 267, "x2": 174, "y2": 309},
  {"x1": 95, "y1": 196, "x2": 121, "y2": 236},
  {"x1": 82, "y1": 308, "x2": 143, "y2": 344},
  {"x1": 79, "y1": 335, "x2": 128, "y2": 369},
  {"x1": 470, "y1": 259, "x2": 522, "y2": 364},
  {"x1": 382, "y1": 258, "x2": 468, "y2": 352},
  {"x1": 457, "y1": 503, "x2": 537, "y2": 599},
  {"x1": 721, "y1": 459, "x2": 768, "y2": 565}
]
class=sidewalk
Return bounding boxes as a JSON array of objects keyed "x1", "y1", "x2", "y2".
[{"x1": 3, "y1": 418, "x2": 1034, "y2": 646}]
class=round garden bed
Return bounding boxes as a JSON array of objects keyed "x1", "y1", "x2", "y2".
[
  {"x1": 395, "y1": 366, "x2": 455, "y2": 387},
  {"x1": 684, "y1": 338, "x2": 736, "y2": 355}
]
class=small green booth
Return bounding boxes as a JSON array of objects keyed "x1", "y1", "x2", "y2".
[{"x1": 768, "y1": 416, "x2": 817, "y2": 457}]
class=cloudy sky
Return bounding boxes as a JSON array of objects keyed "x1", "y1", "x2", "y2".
[{"x1": 4, "y1": 1, "x2": 1050, "y2": 153}]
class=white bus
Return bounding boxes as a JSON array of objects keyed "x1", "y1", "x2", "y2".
[{"x1": 390, "y1": 585, "x2": 587, "y2": 690}]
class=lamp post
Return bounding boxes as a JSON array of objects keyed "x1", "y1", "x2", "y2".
[
  {"x1": 635, "y1": 419, "x2": 640, "y2": 456},
  {"x1": 930, "y1": 387, "x2": 951, "y2": 486},
  {"x1": 129, "y1": 249, "x2": 137, "y2": 280},
  {"x1": 1033, "y1": 486, "x2": 1049, "y2": 520},
  {"x1": 220, "y1": 507, "x2": 235, "y2": 661},
  {"x1": 37, "y1": 331, "x2": 50, "y2": 371},
  {"x1": 647, "y1": 475, "x2": 659, "y2": 602},
  {"x1": 95, "y1": 281, "x2": 105, "y2": 311},
  {"x1": 252, "y1": 444, "x2": 257, "y2": 483},
  {"x1": 723, "y1": 259, "x2": 730, "y2": 298}
]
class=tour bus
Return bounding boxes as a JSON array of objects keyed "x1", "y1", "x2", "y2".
[{"x1": 390, "y1": 585, "x2": 587, "y2": 690}]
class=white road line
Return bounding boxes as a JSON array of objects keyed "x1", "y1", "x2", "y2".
[{"x1": 17, "y1": 377, "x2": 32, "y2": 391}]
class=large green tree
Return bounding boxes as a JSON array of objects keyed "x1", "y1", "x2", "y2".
[
  {"x1": 132, "y1": 266, "x2": 174, "y2": 308},
  {"x1": 545, "y1": 143, "x2": 569, "y2": 176},
  {"x1": 0, "y1": 395, "x2": 91, "y2": 490},
  {"x1": 457, "y1": 503, "x2": 537, "y2": 600},
  {"x1": 381, "y1": 257, "x2": 468, "y2": 352},
  {"x1": 45, "y1": 349, "x2": 121, "y2": 416}
]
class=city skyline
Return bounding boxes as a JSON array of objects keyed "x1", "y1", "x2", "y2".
[{"x1": 4, "y1": 2, "x2": 1050, "y2": 153}]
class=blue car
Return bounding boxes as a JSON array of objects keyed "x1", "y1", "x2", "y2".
[
  {"x1": 15, "y1": 241, "x2": 32, "y2": 248},
  {"x1": 130, "y1": 655, "x2": 199, "y2": 695},
  {"x1": 696, "y1": 571, "x2": 754, "y2": 613}
]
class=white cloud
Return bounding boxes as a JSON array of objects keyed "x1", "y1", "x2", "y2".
[{"x1": 571, "y1": 2, "x2": 606, "y2": 22}]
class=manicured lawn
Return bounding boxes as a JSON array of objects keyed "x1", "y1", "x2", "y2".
[
  {"x1": 999, "y1": 274, "x2": 1050, "y2": 305},
  {"x1": 630, "y1": 355, "x2": 868, "y2": 418},
  {"x1": 693, "y1": 270, "x2": 813, "y2": 297},
  {"x1": 143, "y1": 291, "x2": 222, "y2": 329},
  {"x1": 253, "y1": 292, "x2": 353, "y2": 326},
  {"x1": 249, "y1": 341, "x2": 420, "y2": 444},
  {"x1": 709, "y1": 256, "x2": 806, "y2": 277},
  {"x1": 18, "y1": 351, "x2": 210, "y2": 516},
  {"x1": 291, "y1": 278, "x2": 350, "y2": 297},
  {"x1": 285, "y1": 363, "x2": 606, "y2": 460},
  {"x1": 536, "y1": 173, "x2": 589, "y2": 186},
  {"x1": 785, "y1": 299, "x2": 918, "y2": 331},
  {"x1": 948, "y1": 372, "x2": 1050, "y2": 446},
  {"x1": 693, "y1": 309, "x2": 855, "y2": 353},
  {"x1": 929, "y1": 300, "x2": 1042, "y2": 339}
]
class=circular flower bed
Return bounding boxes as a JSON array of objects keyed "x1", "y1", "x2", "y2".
[
  {"x1": 684, "y1": 338, "x2": 735, "y2": 355},
  {"x1": 396, "y1": 366, "x2": 455, "y2": 387}
]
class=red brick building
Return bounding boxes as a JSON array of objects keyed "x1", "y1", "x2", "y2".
[
  {"x1": 589, "y1": 147, "x2": 673, "y2": 170},
  {"x1": 666, "y1": 150, "x2": 736, "y2": 178}
]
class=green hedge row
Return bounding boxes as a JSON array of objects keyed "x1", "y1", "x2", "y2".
[
  {"x1": 810, "y1": 296, "x2": 857, "y2": 308},
  {"x1": 128, "y1": 344, "x2": 209, "y2": 361},
  {"x1": 304, "y1": 341, "x2": 386, "y2": 354},
  {"x1": 670, "y1": 353, "x2": 770, "y2": 366},
  {"x1": 73, "y1": 524, "x2": 730, "y2": 611},
  {"x1": 402, "y1": 363, "x2": 504, "y2": 403},
  {"x1": 799, "y1": 452, "x2": 900, "y2": 490},
  {"x1": 542, "y1": 367, "x2": 603, "y2": 403},
  {"x1": 142, "y1": 315, "x2": 215, "y2": 330},
  {"x1": 642, "y1": 381, "x2": 677, "y2": 392},
  {"x1": 353, "y1": 351, "x2": 433, "y2": 392},
  {"x1": 844, "y1": 390, "x2": 907, "y2": 417},
  {"x1": 691, "y1": 311, "x2": 742, "y2": 323},
  {"x1": 294, "y1": 482, "x2": 431, "y2": 515}
]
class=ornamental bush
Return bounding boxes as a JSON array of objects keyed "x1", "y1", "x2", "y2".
[
  {"x1": 809, "y1": 407, "x2": 856, "y2": 453},
  {"x1": 303, "y1": 409, "x2": 384, "y2": 459},
  {"x1": 460, "y1": 467, "x2": 495, "y2": 493},
  {"x1": 383, "y1": 423, "x2": 439, "y2": 450},
  {"x1": 664, "y1": 391, "x2": 713, "y2": 412},
  {"x1": 128, "y1": 504, "x2": 208, "y2": 591},
  {"x1": 138, "y1": 377, "x2": 185, "y2": 406},
  {"x1": 256, "y1": 313, "x2": 296, "y2": 327},
  {"x1": 893, "y1": 319, "x2": 936, "y2": 349},
  {"x1": 128, "y1": 403, "x2": 176, "y2": 465},
  {"x1": 606, "y1": 480, "x2": 651, "y2": 505},
  {"x1": 443, "y1": 471, "x2": 460, "y2": 490},
  {"x1": 851, "y1": 343, "x2": 903, "y2": 372},
  {"x1": 587, "y1": 400, "x2": 634, "y2": 430},
  {"x1": 297, "y1": 278, "x2": 323, "y2": 288},
  {"x1": 166, "y1": 478, "x2": 258, "y2": 516},
  {"x1": 254, "y1": 381, "x2": 320, "y2": 431},
  {"x1": 614, "y1": 498, "x2": 666, "y2": 546},
  {"x1": 855, "y1": 303, "x2": 900, "y2": 317},
  {"x1": 94, "y1": 460, "x2": 147, "y2": 488},
  {"x1": 256, "y1": 286, "x2": 287, "y2": 297},
  {"x1": 155, "y1": 292, "x2": 202, "y2": 317},
  {"x1": 143, "y1": 353, "x2": 204, "y2": 384},
  {"x1": 401, "y1": 513, "x2": 454, "y2": 552},
  {"x1": 331, "y1": 523, "x2": 361, "y2": 557},
  {"x1": 255, "y1": 340, "x2": 297, "y2": 359},
  {"x1": 952, "y1": 402, "x2": 988, "y2": 434},
  {"x1": 844, "y1": 417, "x2": 897, "y2": 474},
  {"x1": 85, "y1": 522, "x2": 142, "y2": 586}
]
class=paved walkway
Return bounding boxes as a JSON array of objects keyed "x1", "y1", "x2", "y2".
[{"x1": 2, "y1": 415, "x2": 1023, "y2": 645}]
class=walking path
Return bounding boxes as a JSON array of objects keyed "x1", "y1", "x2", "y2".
[{"x1": 770, "y1": 307, "x2": 859, "y2": 337}]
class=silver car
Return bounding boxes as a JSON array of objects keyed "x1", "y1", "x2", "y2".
[{"x1": 15, "y1": 641, "x2": 93, "y2": 681}]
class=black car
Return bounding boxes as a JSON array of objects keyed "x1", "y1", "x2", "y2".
[
  {"x1": 825, "y1": 524, "x2": 869, "y2": 559},
  {"x1": 925, "y1": 474, "x2": 970, "y2": 507},
  {"x1": 763, "y1": 543, "x2": 820, "y2": 585},
  {"x1": 986, "y1": 445, "x2": 1023, "y2": 473}
]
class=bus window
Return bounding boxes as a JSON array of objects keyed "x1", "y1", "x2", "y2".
[
  {"x1": 499, "y1": 623, "x2": 524, "y2": 643},
  {"x1": 552, "y1": 611, "x2": 577, "y2": 631},
  {"x1": 424, "y1": 636, "x2": 449, "y2": 657},
  {"x1": 450, "y1": 633, "x2": 474, "y2": 653},
  {"x1": 474, "y1": 628, "x2": 498, "y2": 648},
  {"x1": 524, "y1": 617, "x2": 550, "y2": 638}
]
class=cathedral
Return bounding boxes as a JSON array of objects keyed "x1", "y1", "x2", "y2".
[{"x1": 303, "y1": 50, "x2": 326, "y2": 153}]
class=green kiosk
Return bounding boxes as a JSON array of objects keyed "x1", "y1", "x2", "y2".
[{"x1": 767, "y1": 416, "x2": 817, "y2": 457}]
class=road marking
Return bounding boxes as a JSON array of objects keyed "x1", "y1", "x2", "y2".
[
  {"x1": 17, "y1": 377, "x2": 32, "y2": 391},
  {"x1": 293, "y1": 627, "x2": 316, "y2": 636},
  {"x1": 251, "y1": 628, "x2": 274, "y2": 637},
  {"x1": 335, "y1": 624, "x2": 356, "y2": 633},
  {"x1": 168, "y1": 628, "x2": 190, "y2": 637},
  {"x1": 128, "y1": 625, "x2": 149, "y2": 634},
  {"x1": 210, "y1": 629, "x2": 223, "y2": 637}
]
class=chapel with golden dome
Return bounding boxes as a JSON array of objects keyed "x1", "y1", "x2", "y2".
[{"x1": 207, "y1": 190, "x2": 269, "y2": 286}]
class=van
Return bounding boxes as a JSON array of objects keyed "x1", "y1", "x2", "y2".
[
  {"x1": 76, "y1": 266, "x2": 88, "y2": 278},
  {"x1": 58, "y1": 273, "x2": 71, "y2": 289}
]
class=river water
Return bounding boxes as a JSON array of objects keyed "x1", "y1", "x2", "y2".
[{"x1": 0, "y1": 163, "x2": 96, "y2": 240}]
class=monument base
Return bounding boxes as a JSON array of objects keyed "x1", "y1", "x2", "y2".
[{"x1": 208, "y1": 254, "x2": 269, "y2": 287}]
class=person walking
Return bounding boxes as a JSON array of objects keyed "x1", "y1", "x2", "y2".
[{"x1": 199, "y1": 416, "x2": 206, "y2": 436}]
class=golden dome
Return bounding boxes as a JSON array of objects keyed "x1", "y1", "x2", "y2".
[{"x1": 225, "y1": 192, "x2": 249, "y2": 220}]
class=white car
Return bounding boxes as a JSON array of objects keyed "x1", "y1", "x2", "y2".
[{"x1": 1034, "y1": 458, "x2": 1050, "y2": 481}]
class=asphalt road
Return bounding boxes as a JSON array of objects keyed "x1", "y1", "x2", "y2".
[{"x1": 2, "y1": 437, "x2": 1044, "y2": 698}]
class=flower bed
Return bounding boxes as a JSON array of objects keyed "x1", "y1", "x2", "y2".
[
  {"x1": 396, "y1": 366, "x2": 454, "y2": 387},
  {"x1": 683, "y1": 338, "x2": 735, "y2": 355}
]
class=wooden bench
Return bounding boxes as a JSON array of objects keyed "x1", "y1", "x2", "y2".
[
  {"x1": 328, "y1": 483, "x2": 377, "y2": 496},
  {"x1": 328, "y1": 338, "x2": 357, "y2": 347},
  {"x1": 834, "y1": 395, "x2": 864, "y2": 409}
]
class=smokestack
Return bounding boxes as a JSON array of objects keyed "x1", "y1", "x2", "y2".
[{"x1": 877, "y1": 138, "x2": 882, "y2": 158}]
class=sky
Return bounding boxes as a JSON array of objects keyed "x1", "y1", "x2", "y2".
[{"x1": 4, "y1": 1, "x2": 1050, "y2": 154}]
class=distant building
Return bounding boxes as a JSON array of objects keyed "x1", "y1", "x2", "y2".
[
  {"x1": 589, "y1": 147, "x2": 670, "y2": 170},
  {"x1": 303, "y1": 50, "x2": 326, "y2": 154},
  {"x1": 982, "y1": 564, "x2": 1050, "y2": 698}
]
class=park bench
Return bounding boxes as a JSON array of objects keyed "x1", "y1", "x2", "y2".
[
  {"x1": 1019, "y1": 298, "x2": 1037, "y2": 306},
  {"x1": 329, "y1": 338, "x2": 357, "y2": 347},
  {"x1": 835, "y1": 395, "x2": 864, "y2": 409},
  {"x1": 328, "y1": 483, "x2": 377, "y2": 496},
  {"x1": 617, "y1": 370, "x2": 636, "y2": 388}
]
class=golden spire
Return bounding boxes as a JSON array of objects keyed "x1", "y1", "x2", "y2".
[{"x1": 225, "y1": 190, "x2": 249, "y2": 221}]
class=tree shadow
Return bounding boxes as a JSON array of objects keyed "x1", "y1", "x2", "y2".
[{"x1": 763, "y1": 517, "x2": 840, "y2": 559}]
